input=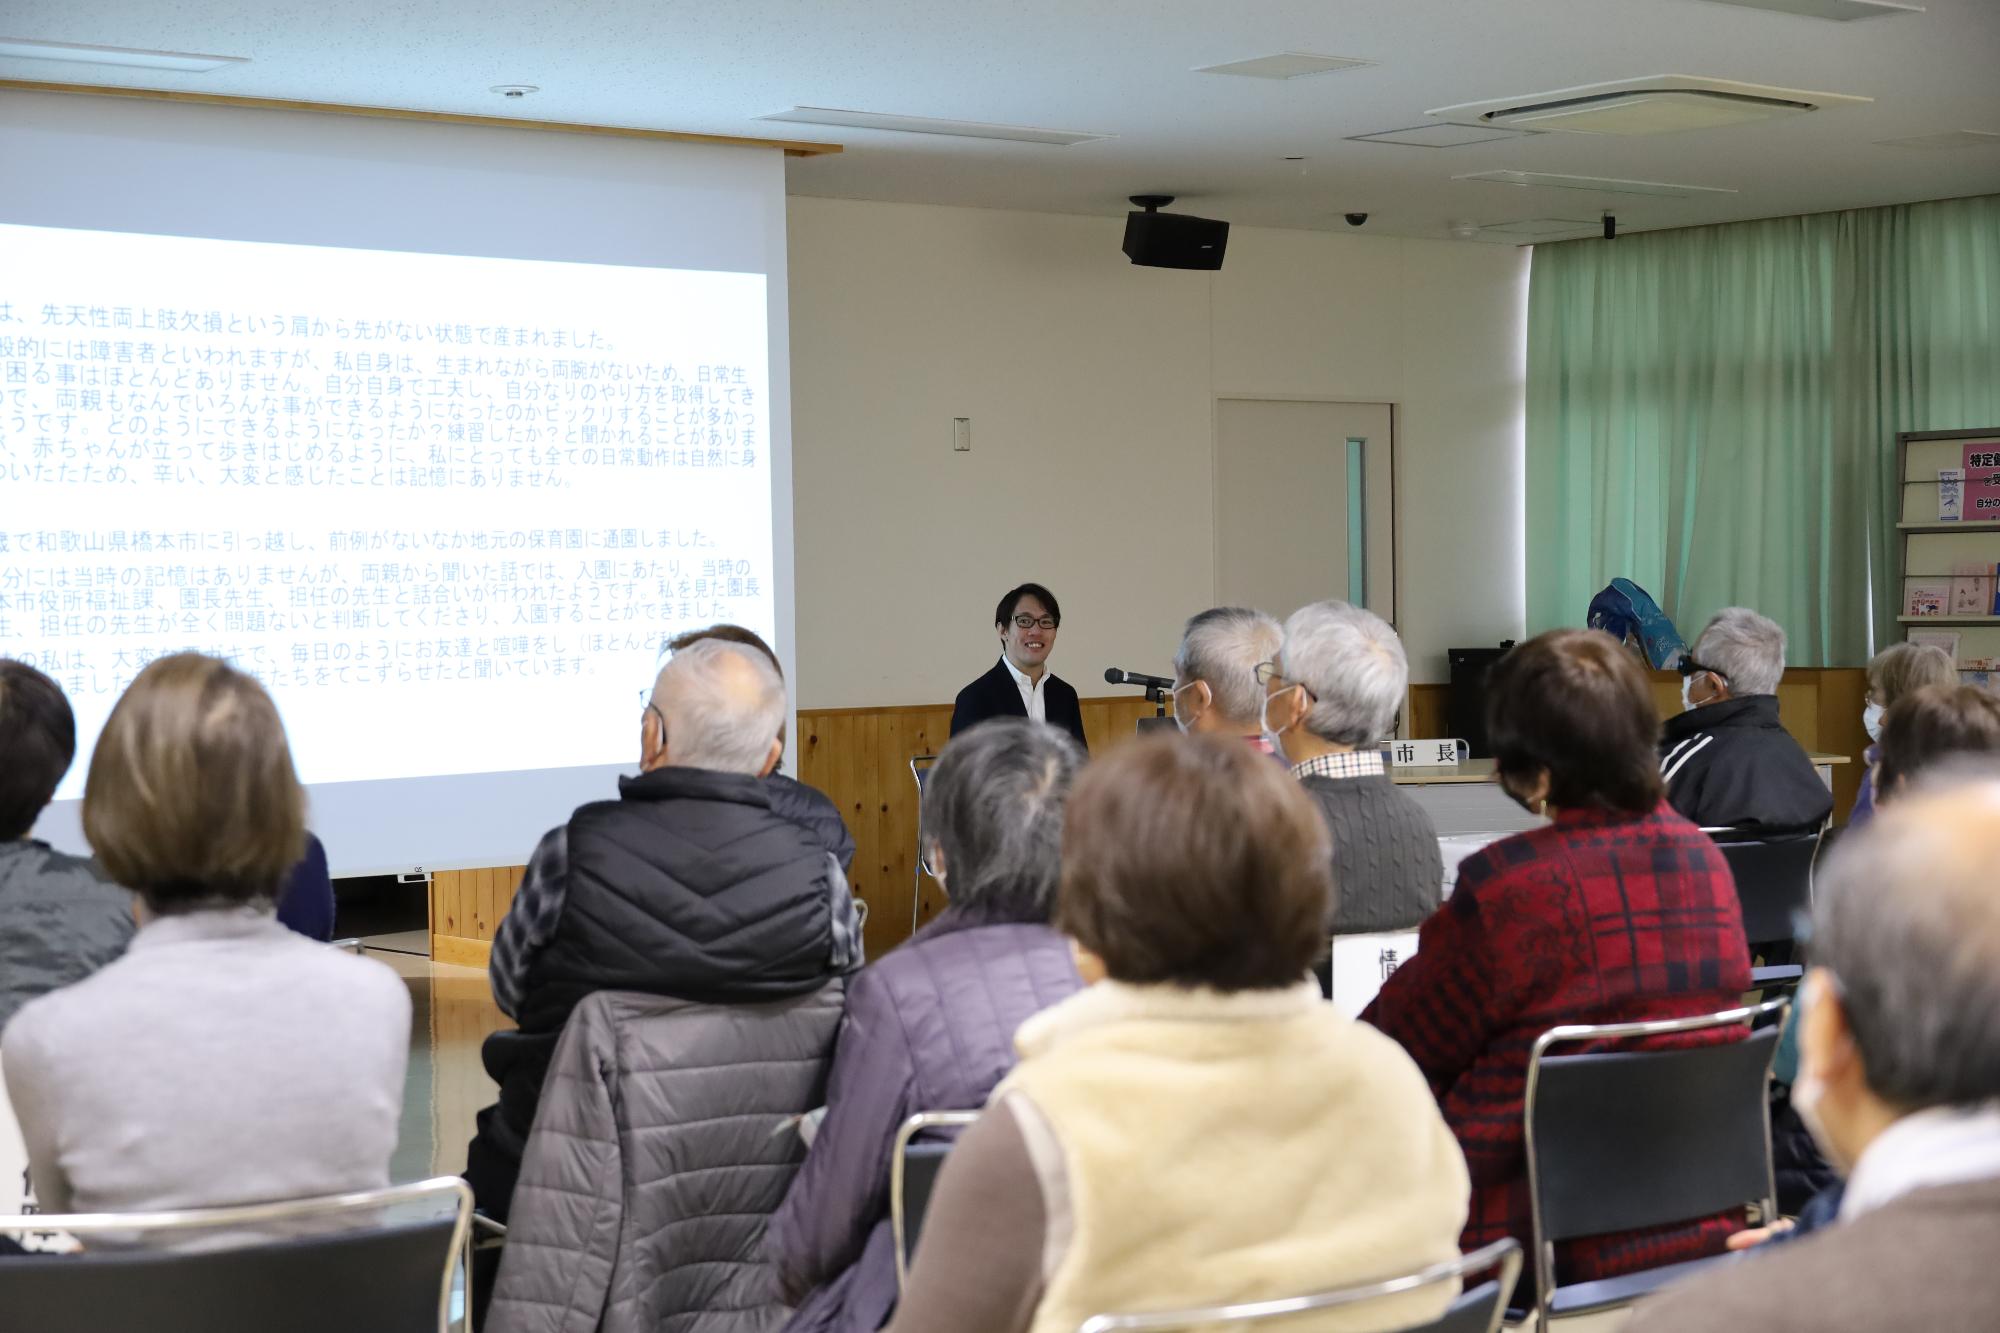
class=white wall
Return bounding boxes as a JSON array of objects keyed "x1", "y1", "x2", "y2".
[{"x1": 787, "y1": 196, "x2": 1527, "y2": 708}]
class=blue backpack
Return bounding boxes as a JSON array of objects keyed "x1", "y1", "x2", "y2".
[{"x1": 1587, "y1": 579, "x2": 1688, "y2": 670}]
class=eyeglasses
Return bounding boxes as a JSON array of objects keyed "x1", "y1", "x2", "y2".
[
  {"x1": 1678, "y1": 656, "x2": 1729, "y2": 682},
  {"x1": 1011, "y1": 614, "x2": 1057, "y2": 631},
  {"x1": 1253, "y1": 660, "x2": 1282, "y2": 686}
]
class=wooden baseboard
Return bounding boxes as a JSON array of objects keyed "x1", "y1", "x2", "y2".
[{"x1": 431, "y1": 935, "x2": 492, "y2": 969}]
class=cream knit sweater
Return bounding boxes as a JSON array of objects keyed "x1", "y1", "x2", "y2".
[{"x1": 997, "y1": 979, "x2": 1471, "y2": 1333}]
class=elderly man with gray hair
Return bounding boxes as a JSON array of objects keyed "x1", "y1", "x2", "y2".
[
  {"x1": 1627, "y1": 775, "x2": 2000, "y2": 1332},
  {"x1": 467, "y1": 638, "x2": 862, "y2": 1226},
  {"x1": 1262, "y1": 601, "x2": 1443, "y2": 943},
  {"x1": 1170, "y1": 607, "x2": 1286, "y2": 753},
  {"x1": 1660, "y1": 607, "x2": 1832, "y2": 831}
]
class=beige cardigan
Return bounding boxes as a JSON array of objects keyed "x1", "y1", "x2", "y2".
[{"x1": 996, "y1": 979, "x2": 1471, "y2": 1333}]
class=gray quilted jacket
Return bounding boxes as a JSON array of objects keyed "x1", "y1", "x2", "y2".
[
  {"x1": 0, "y1": 841, "x2": 134, "y2": 1038},
  {"x1": 487, "y1": 983, "x2": 844, "y2": 1333}
]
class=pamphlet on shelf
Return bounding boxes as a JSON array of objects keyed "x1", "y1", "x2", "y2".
[
  {"x1": 1908, "y1": 628, "x2": 1961, "y2": 659},
  {"x1": 1906, "y1": 580, "x2": 1949, "y2": 617},
  {"x1": 1940, "y1": 467, "x2": 1966, "y2": 521}
]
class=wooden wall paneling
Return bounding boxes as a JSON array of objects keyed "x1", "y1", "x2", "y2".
[
  {"x1": 1775, "y1": 679, "x2": 1821, "y2": 751},
  {"x1": 1404, "y1": 684, "x2": 1449, "y2": 740}
]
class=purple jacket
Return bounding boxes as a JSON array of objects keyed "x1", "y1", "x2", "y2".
[{"x1": 766, "y1": 912, "x2": 1081, "y2": 1333}]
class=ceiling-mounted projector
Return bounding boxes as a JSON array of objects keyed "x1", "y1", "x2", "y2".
[{"x1": 1122, "y1": 195, "x2": 1229, "y2": 270}]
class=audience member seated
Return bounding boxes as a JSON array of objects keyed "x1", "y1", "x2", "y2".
[
  {"x1": 665, "y1": 623, "x2": 856, "y2": 870},
  {"x1": 883, "y1": 734, "x2": 1471, "y2": 1333},
  {"x1": 1262, "y1": 600, "x2": 1443, "y2": 935},
  {"x1": 2, "y1": 653, "x2": 409, "y2": 1213},
  {"x1": 1845, "y1": 642, "x2": 1955, "y2": 828},
  {"x1": 1770, "y1": 680, "x2": 2000, "y2": 1216},
  {"x1": 1628, "y1": 775, "x2": 2000, "y2": 1332},
  {"x1": 1363, "y1": 630, "x2": 1752, "y2": 1293},
  {"x1": 466, "y1": 639, "x2": 862, "y2": 1224},
  {"x1": 0, "y1": 659, "x2": 133, "y2": 1037},
  {"x1": 767, "y1": 719, "x2": 1084, "y2": 1333},
  {"x1": 1167, "y1": 606, "x2": 1285, "y2": 755},
  {"x1": 1660, "y1": 607, "x2": 1832, "y2": 832}
]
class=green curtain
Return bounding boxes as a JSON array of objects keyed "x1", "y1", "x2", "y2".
[{"x1": 1526, "y1": 193, "x2": 2000, "y2": 664}]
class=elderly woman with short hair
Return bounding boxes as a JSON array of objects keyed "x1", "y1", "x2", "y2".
[
  {"x1": 1364, "y1": 629, "x2": 1753, "y2": 1295},
  {"x1": 2, "y1": 653, "x2": 409, "y2": 1214},
  {"x1": 767, "y1": 718, "x2": 1084, "y2": 1333},
  {"x1": 1661, "y1": 606, "x2": 1832, "y2": 831},
  {"x1": 1848, "y1": 646, "x2": 1962, "y2": 826},
  {"x1": 881, "y1": 734, "x2": 1470, "y2": 1333}
]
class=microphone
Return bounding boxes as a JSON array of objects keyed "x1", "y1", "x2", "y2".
[{"x1": 1105, "y1": 667, "x2": 1176, "y2": 691}]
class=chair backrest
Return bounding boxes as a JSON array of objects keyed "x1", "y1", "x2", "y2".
[
  {"x1": 1524, "y1": 999, "x2": 1785, "y2": 1308},
  {"x1": 1075, "y1": 1237, "x2": 1522, "y2": 1333},
  {"x1": 0, "y1": 1176, "x2": 472, "y2": 1333},
  {"x1": 891, "y1": 1109, "x2": 979, "y2": 1288},
  {"x1": 1709, "y1": 828, "x2": 1822, "y2": 947}
]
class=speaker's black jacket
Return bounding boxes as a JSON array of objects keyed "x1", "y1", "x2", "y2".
[{"x1": 948, "y1": 658, "x2": 1089, "y2": 752}]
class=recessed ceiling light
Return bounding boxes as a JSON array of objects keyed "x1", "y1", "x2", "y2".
[
  {"x1": 1690, "y1": 0, "x2": 1923, "y2": 18},
  {"x1": 1281, "y1": 155, "x2": 1309, "y2": 161},
  {"x1": 756, "y1": 106, "x2": 1110, "y2": 146},
  {"x1": 1348, "y1": 124, "x2": 1537, "y2": 148},
  {"x1": 1195, "y1": 52, "x2": 1374, "y2": 80},
  {"x1": 0, "y1": 36, "x2": 247, "y2": 72},
  {"x1": 1455, "y1": 170, "x2": 1738, "y2": 197},
  {"x1": 1431, "y1": 76, "x2": 1868, "y2": 135},
  {"x1": 489, "y1": 84, "x2": 539, "y2": 98},
  {"x1": 1874, "y1": 129, "x2": 2000, "y2": 149}
]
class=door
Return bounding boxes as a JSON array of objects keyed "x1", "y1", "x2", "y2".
[{"x1": 1214, "y1": 399, "x2": 1395, "y2": 623}]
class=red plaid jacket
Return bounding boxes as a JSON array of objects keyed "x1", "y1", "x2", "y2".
[{"x1": 1362, "y1": 802, "x2": 1752, "y2": 1285}]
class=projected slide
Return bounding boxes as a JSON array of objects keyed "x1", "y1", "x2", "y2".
[{"x1": 0, "y1": 223, "x2": 775, "y2": 799}]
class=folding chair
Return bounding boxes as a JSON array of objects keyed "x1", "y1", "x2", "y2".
[
  {"x1": 909, "y1": 754, "x2": 939, "y2": 936},
  {"x1": 1706, "y1": 824, "x2": 1826, "y2": 988},
  {"x1": 1077, "y1": 1236, "x2": 1522, "y2": 1333},
  {"x1": 0, "y1": 1175, "x2": 474, "y2": 1333},
  {"x1": 890, "y1": 1109, "x2": 979, "y2": 1288},
  {"x1": 1522, "y1": 998, "x2": 1787, "y2": 1326}
]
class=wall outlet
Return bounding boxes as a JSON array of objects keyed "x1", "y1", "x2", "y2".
[{"x1": 952, "y1": 417, "x2": 971, "y2": 452}]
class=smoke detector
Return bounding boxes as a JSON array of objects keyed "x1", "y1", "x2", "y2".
[{"x1": 1429, "y1": 75, "x2": 1869, "y2": 135}]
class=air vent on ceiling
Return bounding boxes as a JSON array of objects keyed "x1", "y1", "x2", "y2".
[
  {"x1": 1195, "y1": 52, "x2": 1373, "y2": 79},
  {"x1": 1347, "y1": 124, "x2": 1535, "y2": 148},
  {"x1": 1454, "y1": 170, "x2": 1739, "y2": 198},
  {"x1": 1480, "y1": 218, "x2": 1600, "y2": 236},
  {"x1": 1430, "y1": 75, "x2": 1869, "y2": 135},
  {"x1": 0, "y1": 36, "x2": 248, "y2": 71},
  {"x1": 1875, "y1": 129, "x2": 2000, "y2": 150},
  {"x1": 755, "y1": 107, "x2": 1110, "y2": 146},
  {"x1": 1693, "y1": 0, "x2": 1923, "y2": 18}
]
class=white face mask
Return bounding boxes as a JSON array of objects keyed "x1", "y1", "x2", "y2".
[
  {"x1": 1260, "y1": 685, "x2": 1300, "y2": 755},
  {"x1": 1681, "y1": 673, "x2": 1697, "y2": 713},
  {"x1": 1863, "y1": 701, "x2": 1885, "y2": 743},
  {"x1": 1171, "y1": 681, "x2": 1206, "y2": 736}
]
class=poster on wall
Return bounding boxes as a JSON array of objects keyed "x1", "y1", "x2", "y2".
[{"x1": 1961, "y1": 442, "x2": 2000, "y2": 520}]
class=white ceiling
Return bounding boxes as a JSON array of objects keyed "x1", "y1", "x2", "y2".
[{"x1": 4, "y1": 0, "x2": 1998, "y2": 242}]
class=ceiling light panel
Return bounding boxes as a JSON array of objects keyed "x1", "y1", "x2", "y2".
[
  {"x1": 1195, "y1": 52, "x2": 1374, "y2": 80},
  {"x1": 756, "y1": 107, "x2": 1110, "y2": 146},
  {"x1": 1347, "y1": 124, "x2": 1536, "y2": 148},
  {"x1": 1455, "y1": 170, "x2": 1739, "y2": 197},
  {"x1": 1874, "y1": 130, "x2": 2000, "y2": 149},
  {"x1": 0, "y1": 37, "x2": 248, "y2": 72},
  {"x1": 1692, "y1": 0, "x2": 1923, "y2": 18}
]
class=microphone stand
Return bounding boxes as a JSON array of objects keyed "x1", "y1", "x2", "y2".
[{"x1": 1145, "y1": 682, "x2": 1168, "y2": 718}]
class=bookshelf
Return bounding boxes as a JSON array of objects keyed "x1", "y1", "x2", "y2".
[{"x1": 1896, "y1": 428, "x2": 2000, "y2": 677}]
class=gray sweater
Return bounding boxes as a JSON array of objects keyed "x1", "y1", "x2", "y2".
[
  {"x1": 1298, "y1": 773, "x2": 1444, "y2": 934},
  {"x1": 0, "y1": 840, "x2": 135, "y2": 1036},
  {"x1": 2, "y1": 908, "x2": 410, "y2": 1214}
]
